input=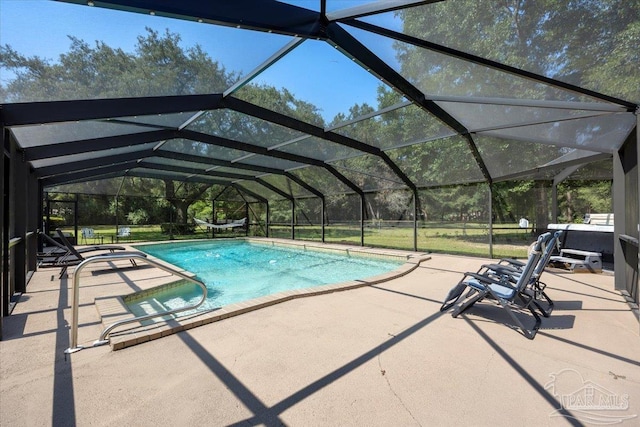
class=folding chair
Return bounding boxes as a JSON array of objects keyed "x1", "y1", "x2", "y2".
[
  {"x1": 476, "y1": 231, "x2": 562, "y2": 317},
  {"x1": 441, "y1": 233, "x2": 549, "y2": 339}
]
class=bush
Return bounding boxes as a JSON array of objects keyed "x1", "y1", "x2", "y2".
[
  {"x1": 160, "y1": 223, "x2": 195, "y2": 235},
  {"x1": 127, "y1": 209, "x2": 149, "y2": 225}
]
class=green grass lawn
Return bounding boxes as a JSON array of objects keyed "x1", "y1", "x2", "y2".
[{"x1": 63, "y1": 222, "x2": 531, "y2": 260}]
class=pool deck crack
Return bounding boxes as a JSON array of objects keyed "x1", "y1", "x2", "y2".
[{"x1": 377, "y1": 334, "x2": 422, "y2": 427}]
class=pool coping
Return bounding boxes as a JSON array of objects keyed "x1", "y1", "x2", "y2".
[{"x1": 95, "y1": 238, "x2": 431, "y2": 350}]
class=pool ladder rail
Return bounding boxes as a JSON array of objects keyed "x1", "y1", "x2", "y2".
[{"x1": 65, "y1": 253, "x2": 207, "y2": 354}]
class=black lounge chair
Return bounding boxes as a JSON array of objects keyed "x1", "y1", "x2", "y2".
[
  {"x1": 38, "y1": 229, "x2": 145, "y2": 278},
  {"x1": 39, "y1": 231, "x2": 125, "y2": 257},
  {"x1": 473, "y1": 231, "x2": 562, "y2": 317},
  {"x1": 440, "y1": 233, "x2": 549, "y2": 339}
]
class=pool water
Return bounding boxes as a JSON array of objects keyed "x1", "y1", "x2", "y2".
[{"x1": 129, "y1": 240, "x2": 403, "y2": 316}]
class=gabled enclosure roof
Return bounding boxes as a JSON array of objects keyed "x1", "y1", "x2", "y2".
[{"x1": 2, "y1": 0, "x2": 638, "y2": 201}]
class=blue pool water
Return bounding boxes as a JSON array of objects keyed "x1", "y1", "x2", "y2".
[{"x1": 129, "y1": 240, "x2": 403, "y2": 316}]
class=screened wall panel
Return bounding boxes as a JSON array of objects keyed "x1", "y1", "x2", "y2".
[
  {"x1": 12, "y1": 121, "x2": 155, "y2": 148},
  {"x1": 293, "y1": 197, "x2": 323, "y2": 242},
  {"x1": 380, "y1": 0, "x2": 640, "y2": 103},
  {"x1": 480, "y1": 113, "x2": 638, "y2": 153},
  {"x1": 329, "y1": 154, "x2": 406, "y2": 192},
  {"x1": 277, "y1": 135, "x2": 364, "y2": 162},
  {"x1": 159, "y1": 140, "x2": 248, "y2": 160},
  {"x1": 417, "y1": 184, "x2": 496, "y2": 257},
  {"x1": 288, "y1": 166, "x2": 355, "y2": 196},
  {"x1": 187, "y1": 109, "x2": 306, "y2": 147},
  {"x1": 259, "y1": 174, "x2": 316, "y2": 198},
  {"x1": 332, "y1": 102, "x2": 456, "y2": 151},
  {"x1": 324, "y1": 193, "x2": 362, "y2": 244},
  {"x1": 267, "y1": 199, "x2": 293, "y2": 239},
  {"x1": 387, "y1": 135, "x2": 485, "y2": 186},
  {"x1": 363, "y1": 190, "x2": 414, "y2": 250},
  {"x1": 344, "y1": 25, "x2": 590, "y2": 102}
]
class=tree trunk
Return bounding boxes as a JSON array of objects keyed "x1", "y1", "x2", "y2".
[
  {"x1": 164, "y1": 179, "x2": 211, "y2": 225},
  {"x1": 173, "y1": 200, "x2": 190, "y2": 224},
  {"x1": 535, "y1": 181, "x2": 549, "y2": 233}
]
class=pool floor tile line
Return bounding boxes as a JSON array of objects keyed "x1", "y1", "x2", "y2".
[{"x1": 101, "y1": 240, "x2": 431, "y2": 350}]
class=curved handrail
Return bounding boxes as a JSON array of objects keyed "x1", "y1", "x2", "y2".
[{"x1": 65, "y1": 253, "x2": 207, "y2": 354}]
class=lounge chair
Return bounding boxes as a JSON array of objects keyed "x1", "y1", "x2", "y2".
[
  {"x1": 39, "y1": 231, "x2": 125, "y2": 257},
  {"x1": 475, "y1": 231, "x2": 562, "y2": 317},
  {"x1": 440, "y1": 232, "x2": 550, "y2": 339},
  {"x1": 81, "y1": 227, "x2": 96, "y2": 244},
  {"x1": 38, "y1": 229, "x2": 144, "y2": 278},
  {"x1": 116, "y1": 227, "x2": 131, "y2": 241}
]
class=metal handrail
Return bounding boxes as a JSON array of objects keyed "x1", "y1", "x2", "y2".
[{"x1": 65, "y1": 253, "x2": 207, "y2": 354}]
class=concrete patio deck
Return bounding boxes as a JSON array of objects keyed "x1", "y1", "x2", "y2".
[{"x1": 1, "y1": 244, "x2": 639, "y2": 426}]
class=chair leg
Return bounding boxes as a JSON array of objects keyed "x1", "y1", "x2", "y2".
[
  {"x1": 532, "y1": 290, "x2": 554, "y2": 317},
  {"x1": 452, "y1": 289, "x2": 486, "y2": 317},
  {"x1": 440, "y1": 282, "x2": 467, "y2": 311},
  {"x1": 497, "y1": 294, "x2": 541, "y2": 340}
]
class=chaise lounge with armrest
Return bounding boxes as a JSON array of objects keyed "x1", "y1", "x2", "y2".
[
  {"x1": 39, "y1": 231, "x2": 125, "y2": 257},
  {"x1": 38, "y1": 229, "x2": 145, "y2": 278},
  {"x1": 440, "y1": 233, "x2": 551, "y2": 339},
  {"x1": 472, "y1": 230, "x2": 562, "y2": 317}
]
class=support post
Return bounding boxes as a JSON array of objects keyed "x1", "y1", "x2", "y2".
[
  {"x1": 360, "y1": 194, "x2": 365, "y2": 246},
  {"x1": 413, "y1": 189, "x2": 418, "y2": 252},
  {"x1": 0, "y1": 128, "x2": 5, "y2": 338},
  {"x1": 321, "y1": 197, "x2": 325, "y2": 243},
  {"x1": 10, "y1": 133, "x2": 26, "y2": 293},
  {"x1": 489, "y1": 183, "x2": 493, "y2": 259},
  {"x1": 291, "y1": 199, "x2": 295, "y2": 240}
]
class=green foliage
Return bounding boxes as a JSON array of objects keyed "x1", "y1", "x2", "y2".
[{"x1": 127, "y1": 208, "x2": 150, "y2": 225}]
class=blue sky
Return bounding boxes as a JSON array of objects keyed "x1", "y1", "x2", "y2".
[{"x1": 0, "y1": 0, "x2": 401, "y2": 121}]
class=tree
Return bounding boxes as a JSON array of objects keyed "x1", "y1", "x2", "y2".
[
  {"x1": 393, "y1": 0, "x2": 639, "y2": 227},
  {"x1": 1, "y1": 28, "x2": 330, "y2": 225}
]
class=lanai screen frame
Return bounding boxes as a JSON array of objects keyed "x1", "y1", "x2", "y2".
[{"x1": 1, "y1": 0, "x2": 639, "y2": 336}]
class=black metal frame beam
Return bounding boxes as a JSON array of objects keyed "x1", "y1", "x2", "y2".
[
  {"x1": 2, "y1": 94, "x2": 224, "y2": 126},
  {"x1": 327, "y1": 1, "x2": 439, "y2": 21},
  {"x1": 255, "y1": 178, "x2": 293, "y2": 201},
  {"x1": 228, "y1": 184, "x2": 268, "y2": 204},
  {"x1": 24, "y1": 130, "x2": 174, "y2": 161},
  {"x1": 284, "y1": 172, "x2": 324, "y2": 199},
  {"x1": 125, "y1": 169, "x2": 233, "y2": 186},
  {"x1": 36, "y1": 149, "x2": 155, "y2": 178},
  {"x1": 154, "y1": 150, "x2": 294, "y2": 176},
  {"x1": 42, "y1": 161, "x2": 140, "y2": 186},
  {"x1": 155, "y1": 150, "x2": 325, "y2": 198},
  {"x1": 176, "y1": 128, "x2": 363, "y2": 195},
  {"x1": 57, "y1": 0, "x2": 323, "y2": 38},
  {"x1": 138, "y1": 160, "x2": 255, "y2": 181},
  {"x1": 222, "y1": 96, "x2": 417, "y2": 190},
  {"x1": 325, "y1": 22, "x2": 492, "y2": 184}
]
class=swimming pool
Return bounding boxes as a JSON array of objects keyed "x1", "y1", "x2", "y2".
[{"x1": 128, "y1": 240, "x2": 405, "y2": 317}]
